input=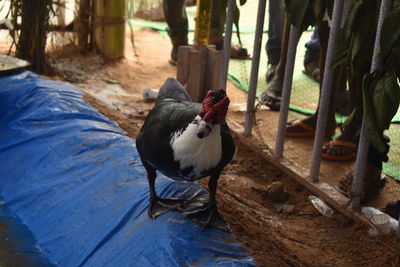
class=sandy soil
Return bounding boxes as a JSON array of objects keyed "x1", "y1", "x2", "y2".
[{"x1": 45, "y1": 27, "x2": 400, "y2": 266}]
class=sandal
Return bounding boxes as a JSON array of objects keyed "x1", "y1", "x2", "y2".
[
  {"x1": 337, "y1": 165, "x2": 386, "y2": 203},
  {"x1": 322, "y1": 140, "x2": 357, "y2": 161},
  {"x1": 285, "y1": 119, "x2": 336, "y2": 137}
]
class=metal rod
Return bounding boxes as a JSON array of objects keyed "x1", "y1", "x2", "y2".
[
  {"x1": 398, "y1": 214, "x2": 400, "y2": 238},
  {"x1": 219, "y1": 0, "x2": 235, "y2": 91},
  {"x1": 243, "y1": 0, "x2": 267, "y2": 136},
  {"x1": 350, "y1": 0, "x2": 393, "y2": 208},
  {"x1": 309, "y1": 0, "x2": 344, "y2": 182},
  {"x1": 274, "y1": 26, "x2": 300, "y2": 157}
]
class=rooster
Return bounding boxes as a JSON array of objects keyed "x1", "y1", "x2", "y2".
[{"x1": 136, "y1": 78, "x2": 235, "y2": 231}]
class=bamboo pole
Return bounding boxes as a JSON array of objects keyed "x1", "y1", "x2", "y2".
[
  {"x1": 194, "y1": 0, "x2": 211, "y2": 46},
  {"x1": 95, "y1": 0, "x2": 125, "y2": 59}
]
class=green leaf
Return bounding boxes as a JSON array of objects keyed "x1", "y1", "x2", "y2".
[
  {"x1": 380, "y1": 7, "x2": 400, "y2": 59},
  {"x1": 372, "y1": 67, "x2": 400, "y2": 131},
  {"x1": 363, "y1": 68, "x2": 400, "y2": 153},
  {"x1": 284, "y1": 0, "x2": 310, "y2": 30},
  {"x1": 363, "y1": 73, "x2": 386, "y2": 153}
]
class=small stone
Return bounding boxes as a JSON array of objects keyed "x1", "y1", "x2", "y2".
[
  {"x1": 279, "y1": 204, "x2": 295, "y2": 214},
  {"x1": 266, "y1": 181, "x2": 287, "y2": 202}
]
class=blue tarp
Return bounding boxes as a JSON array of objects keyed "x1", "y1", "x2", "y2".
[{"x1": 0, "y1": 71, "x2": 256, "y2": 266}]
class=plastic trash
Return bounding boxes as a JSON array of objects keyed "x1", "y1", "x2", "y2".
[
  {"x1": 143, "y1": 88, "x2": 158, "y2": 102},
  {"x1": 370, "y1": 214, "x2": 391, "y2": 235},
  {"x1": 362, "y1": 207, "x2": 399, "y2": 237},
  {"x1": 308, "y1": 195, "x2": 334, "y2": 217}
]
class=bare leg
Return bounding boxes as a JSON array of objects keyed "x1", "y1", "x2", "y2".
[
  {"x1": 285, "y1": 21, "x2": 339, "y2": 136},
  {"x1": 261, "y1": 19, "x2": 291, "y2": 111},
  {"x1": 321, "y1": 68, "x2": 365, "y2": 160}
]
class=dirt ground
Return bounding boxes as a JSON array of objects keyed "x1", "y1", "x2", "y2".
[{"x1": 33, "y1": 27, "x2": 400, "y2": 266}]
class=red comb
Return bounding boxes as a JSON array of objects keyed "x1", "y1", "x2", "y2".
[{"x1": 198, "y1": 91, "x2": 230, "y2": 124}]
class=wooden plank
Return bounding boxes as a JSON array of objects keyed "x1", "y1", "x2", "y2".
[
  {"x1": 186, "y1": 49, "x2": 203, "y2": 102},
  {"x1": 198, "y1": 45, "x2": 208, "y2": 101},
  {"x1": 176, "y1": 46, "x2": 191, "y2": 86},
  {"x1": 205, "y1": 45, "x2": 223, "y2": 92}
]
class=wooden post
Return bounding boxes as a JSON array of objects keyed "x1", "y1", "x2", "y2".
[
  {"x1": 176, "y1": 45, "x2": 223, "y2": 102},
  {"x1": 94, "y1": 0, "x2": 125, "y2": 60},
  {"x1": 177, "y1": 46, "x2": 191, "y2": 86},
  {"x1": 186, "y1": 49, "x2": 203, "y2": 102},
  {"x1": 205, "y1": 45, "x2": 223, "y2": 91}
]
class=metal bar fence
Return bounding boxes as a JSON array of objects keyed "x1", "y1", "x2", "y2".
[
  {"x1": 350, "y1": 0, "x2": 393, "y2": 208},
  {"x1": 244, "y1": 0, "x2": 267, "y2": 136},
  {"x1": 309, "y1": 0, "x2": 344, "y2": 182},
  {"x1": 274, "y1": 26, "x2": 300, "y2": 157},
  {"x1": 240, "y1": 0, "x2": 399, "y2": 233}
]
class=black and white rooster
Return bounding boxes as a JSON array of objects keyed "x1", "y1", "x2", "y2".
[{"x1": 136, "y1": 78, "x2": 235, "y2": 231}]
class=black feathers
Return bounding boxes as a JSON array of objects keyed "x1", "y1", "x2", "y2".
[{"x1": 156, "y1": 78, "x2": 192, "y2": 104}]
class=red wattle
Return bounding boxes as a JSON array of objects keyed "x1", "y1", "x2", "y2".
[{"x1": 198, "y1": 91, "x2": 230, "y2": 124}]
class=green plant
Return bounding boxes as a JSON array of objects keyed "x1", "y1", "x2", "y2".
[{"x1": 363, "y1": 0, "x2": 400, "y2": 153}]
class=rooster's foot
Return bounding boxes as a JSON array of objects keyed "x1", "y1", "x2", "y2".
[
  {"x1": 148, "y1": 197, "x2": 186, "y2": 219},
  {"x1": 186, "y1": 206, "x2": 231, "y2": 232}
]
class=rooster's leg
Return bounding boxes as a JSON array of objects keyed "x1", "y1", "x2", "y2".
[
  {"x1": 144, "y1": 162, "x2": 185, "y2": 219},
  {"x1": 186, "y1": 172, "x2": 231, "y2": 232}
]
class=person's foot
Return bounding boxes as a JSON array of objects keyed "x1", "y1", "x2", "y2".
[
  {"x1": 208, "y1": 36, "x2": 250, "y2": 59},
  {"x1": 169, "y1": 46, "x2": 179, "y2": 65},
  {"x1": 337, "y1": 164, "x2": 386, "y2": 203},
  {"x1": 260, "y1": 76, "x2": 283, "y2": 111},
  {"x1": 230, "y1": 45, "x2": 250, "y2": 59},
  {"x1": 322, "y1": 140, "x2": 357, "y2": 161},
  {"x1": 285, "y1": 115, "x2": 336, "y2": 137},
  {"x1": 303, "y1": 60, "x2": 320, "y2": 82},
  {"x1": 322, "y1": 114, "x2": 360, "y2": 160},
  {"x1": 169, "y1": 35, "x2": 189, "y2": 65}
]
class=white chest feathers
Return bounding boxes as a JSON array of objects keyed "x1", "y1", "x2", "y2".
[{"x1": 170, "y1": 118, "x2": 222, "y2": 179}]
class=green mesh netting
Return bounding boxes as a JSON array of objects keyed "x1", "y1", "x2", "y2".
[{"x1": 128, "y1": 1, "x2": 400, "y2": 180}]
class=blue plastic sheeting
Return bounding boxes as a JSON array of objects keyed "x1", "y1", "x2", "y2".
[
  {"x1": 0, "y1": 72, "x2": 256, "y2": 266},
  {"x1": 0, "y1": 199, "x2": 54, "y2": 266}
]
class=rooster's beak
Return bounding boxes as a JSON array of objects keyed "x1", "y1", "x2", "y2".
[{"x1": 196, "y1": 120, "x2": 212, "y2": 139}]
